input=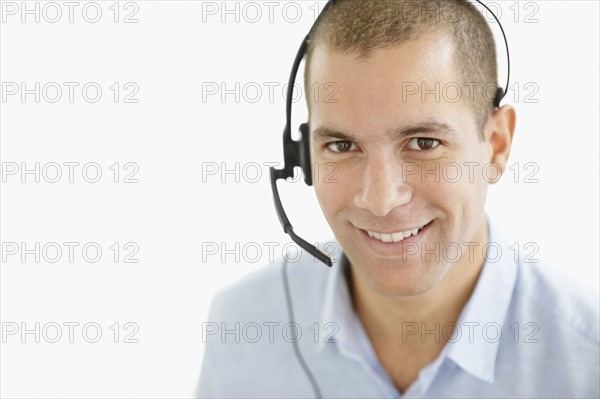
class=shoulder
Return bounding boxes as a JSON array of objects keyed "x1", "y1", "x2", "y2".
[
  {"x1": 208, "y1": 259, "x2": 284, "y2": 317},
  {"x1": 197, "y1": 242, "x2": 339, "y2": 397},
  {"x1": 494, "y1": 261, "x2": 600, "y2": 396},
  {"x1": 513, "y1": 260, "x2": 599, "y2": 344},
  {"x1": 206, "y1": 242, "x2": 336, "y2": 322}
]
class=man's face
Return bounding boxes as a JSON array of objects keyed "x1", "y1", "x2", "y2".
[{"x1": 309, "y1": 32, "x2": 496, "y2": 296}]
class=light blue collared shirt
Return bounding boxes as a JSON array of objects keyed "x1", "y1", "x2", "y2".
[{"x1": 197, "y1": 220, "x2": 599, "y2": 398}]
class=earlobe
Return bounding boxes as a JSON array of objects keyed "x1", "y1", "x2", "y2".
[{"x1": 488, "y1": 105, "x2": 516, "y2": 183}]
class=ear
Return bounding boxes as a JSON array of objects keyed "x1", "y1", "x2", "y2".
[{"x1": 485, "y1": 105, "x2": 516, "y2": 184}]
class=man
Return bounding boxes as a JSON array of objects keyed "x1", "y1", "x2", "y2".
[{"x1": 197, "y1": 1, "x2": 599, "y2": 397}]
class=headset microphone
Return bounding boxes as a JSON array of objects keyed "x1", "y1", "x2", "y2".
[{"x1": 269, "y1": 0, "x2": 510, "y2": 268}]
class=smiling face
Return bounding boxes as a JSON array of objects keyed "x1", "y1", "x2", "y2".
[{"x1": 309, "y1": 32, "x2": 500, "y2": 296}]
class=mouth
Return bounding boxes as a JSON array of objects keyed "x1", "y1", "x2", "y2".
[{"x1": 362, "y1": 220, "x2": 433, "y2": 244}]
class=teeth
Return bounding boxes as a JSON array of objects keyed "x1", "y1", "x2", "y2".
[
  {"x1": 391, "y1": 231, "x2": 404, "y2": 242},
  {"x1": 367, "y1": 224, "x2": 426, "y2": 243}
]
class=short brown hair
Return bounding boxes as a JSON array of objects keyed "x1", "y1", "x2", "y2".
[{"x1": 304, "y1": 0, "x2": 499, "y2": 136}]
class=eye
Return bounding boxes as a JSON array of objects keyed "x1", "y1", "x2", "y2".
[
  {"x1": 326, "y1": 141, "x2": 355, "y2": 153},
  {"x1": 408, "y1": 138, "x2": 440, "y2": 151}
]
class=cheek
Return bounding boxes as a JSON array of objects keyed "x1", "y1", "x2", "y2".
[
  {"x1": 408, "y1": 159, "x2": 489, "y2": 212},
  {"x1": 313, "y1": 166, "x2": 354, "y2": 219},
  {"x1": 314, "y1": 178, "x2": 341, "y2": 212}
]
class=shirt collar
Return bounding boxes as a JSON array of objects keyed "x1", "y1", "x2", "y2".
[
  {"x1": 317, "y1": 251, "x2": 362, "y2": 358},
  {"x1": 443, "y1": 218, "x2": 518, "y2": 383}
]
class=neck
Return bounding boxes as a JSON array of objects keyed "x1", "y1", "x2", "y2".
[{"x1": 349, "y1": 219, "x2": 489, "y2": 345}]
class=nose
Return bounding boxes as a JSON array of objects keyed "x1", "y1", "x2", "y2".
[{"x1": 353, "y1": 154, "x2": 413, "y2": 217}]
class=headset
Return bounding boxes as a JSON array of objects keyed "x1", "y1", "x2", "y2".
[{"x1": 270, "y1": 0, "x2": 511, "y2": 269}]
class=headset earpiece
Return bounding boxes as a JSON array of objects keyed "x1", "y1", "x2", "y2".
[
  {"x1": 493, "y1": 86, "x2": 504, "y2": 109},
  {"x1": 298, "y1": 123, "x2": 312, "y2": 186},
  {"x1": 278, "y1": 122, "x2": 312, "y2": 185}
]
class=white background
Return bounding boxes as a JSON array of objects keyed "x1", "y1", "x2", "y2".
[{"x1": 1, "y1": 0, "x2": 598, "y2": 397}]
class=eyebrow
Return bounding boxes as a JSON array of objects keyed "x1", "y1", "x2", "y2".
[{"x1": 312, "y1": 121, "x2": 457, "y2": 142}]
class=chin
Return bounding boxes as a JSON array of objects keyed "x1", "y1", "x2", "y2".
[{"x1": 352, "y1": 256, "x2": 452, "y2": 298}]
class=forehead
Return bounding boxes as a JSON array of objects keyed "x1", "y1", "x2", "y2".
[
  {"x1": 309, "y1": 31, "x2": 456, "y2": 86},
  {"x1": 307, "y1": 33, "x2": 477, "y2": 137}
]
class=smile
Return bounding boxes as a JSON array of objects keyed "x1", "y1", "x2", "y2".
[{"x1": 365, "y1": 223, "x2": 428, "y2": 243}]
